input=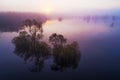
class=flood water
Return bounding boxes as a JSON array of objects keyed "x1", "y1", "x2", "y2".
[{"x1": 0, "y1": 18, "x2": 120, "y2": 80}]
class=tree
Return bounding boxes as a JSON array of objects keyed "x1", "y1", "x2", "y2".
[
  {"x1": 49, "y1": 33, "x2": 67, "y2": 48},
  {"x1": 51, "y1": 41, "x2": 81, "y2": 71},
  {"x1": 23, "y1": 19, "x2": 43, "y2": 40},
  {"x1": 58, "y1": 34, "x2": 67, "y2": 47},
  {"x1": 12, "y1": 30, "x2": 51, "y2": 72},
  {"x1": 49, "y1": 33, "x2": 81, "y2": 71},
  {"x1": 23, "y1": 19, "x2": 44, "y2": 51}
]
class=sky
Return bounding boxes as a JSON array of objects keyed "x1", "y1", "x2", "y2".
[{"x1": 0, "y1": 0, "x2": 120, "y2": 13}]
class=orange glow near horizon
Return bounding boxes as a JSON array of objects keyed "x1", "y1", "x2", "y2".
[{"x1": 41, "y1": 5, "x2": 54, "y2": 15}]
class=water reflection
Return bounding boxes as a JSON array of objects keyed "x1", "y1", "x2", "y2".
[
  {"x1": 12, "y1": 19, "x2": 81, "y2": 72},
  {"x1": 1, "y1": 15, "x2": 120, "y2": 79}
]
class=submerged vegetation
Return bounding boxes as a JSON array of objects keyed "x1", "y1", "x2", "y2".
[{"x1": 12, "y1": 19, "x2": 81, "y2": 72}]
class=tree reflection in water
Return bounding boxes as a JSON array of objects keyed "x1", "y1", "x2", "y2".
[{"x1": 12, "y1": 19, "x2": 81, "y2": 72}]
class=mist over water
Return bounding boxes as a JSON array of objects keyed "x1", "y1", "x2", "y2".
[{"x1": 0, "y1": 11, "x2": 120, "y2": 80}]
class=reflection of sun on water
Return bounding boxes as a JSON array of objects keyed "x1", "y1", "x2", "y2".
[{"x1": 43, "y1": 20, "x2": 107, "y2": 38}]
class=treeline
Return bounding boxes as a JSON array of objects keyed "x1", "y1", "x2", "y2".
[{"x1": 0, "y1": 12, "x2": 47, "y2": 32}]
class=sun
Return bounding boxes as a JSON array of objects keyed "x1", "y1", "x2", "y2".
[
  {"x1": 43, "y1": 7, "x2": 53, "y2": 15},
  {"x1": 44, "y1": 8, "x2": 52, "y2": 14}
]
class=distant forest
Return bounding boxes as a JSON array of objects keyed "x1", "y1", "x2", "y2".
[{"x1": 0, "y1": 12, "x2": 47, "y2": 32}]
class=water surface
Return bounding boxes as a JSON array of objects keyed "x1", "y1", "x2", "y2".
[{"x1": 0, "y1": 19, "x2": 120, "y2": 80}]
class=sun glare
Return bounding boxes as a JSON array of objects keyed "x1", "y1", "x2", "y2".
[{"x1": 42, "y1": 7, "x2": 53, "y2": 15}]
